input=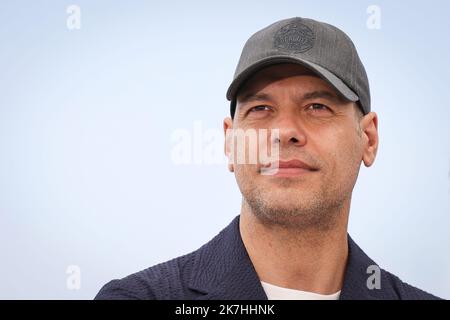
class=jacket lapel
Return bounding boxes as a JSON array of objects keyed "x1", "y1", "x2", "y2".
[{"x1": 188, "y1": 215, "x2": 268, "y2": 300}]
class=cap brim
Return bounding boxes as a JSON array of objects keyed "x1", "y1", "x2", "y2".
[{"x1": 226, "y1": 56, "x2": 359, "y2": 103}]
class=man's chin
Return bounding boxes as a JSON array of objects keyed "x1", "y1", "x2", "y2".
[
  {"x1": 262, "y1": 192, "x2": 313, "y2": 205},
  {"x1": 251, "y1": 198, "x2": 315, "y2": 217}
]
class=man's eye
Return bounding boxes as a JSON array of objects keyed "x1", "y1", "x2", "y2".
[
  {"x1": 307, "y1": 103, "x2": 329, "y2": 112},
  {"x1": 249, "y1": 105, "x2": 271, "y2": 113}
]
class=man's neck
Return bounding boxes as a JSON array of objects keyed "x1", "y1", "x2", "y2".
[{"x1": 239, "y1": 201, "x2": 350, "y2": 295}]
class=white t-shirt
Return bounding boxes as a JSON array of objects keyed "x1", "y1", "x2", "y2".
[{"x1": 261, "y1": 281, "x2": 341, "y2": 300}]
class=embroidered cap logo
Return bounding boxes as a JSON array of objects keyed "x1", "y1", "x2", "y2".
[{"x1": 273, "y1": 21, "x2": 315, "y2": 53}]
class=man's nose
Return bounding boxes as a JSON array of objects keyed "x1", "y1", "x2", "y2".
[{"x1": 271, "y1": 113, "x2": 307, "y2": 147}]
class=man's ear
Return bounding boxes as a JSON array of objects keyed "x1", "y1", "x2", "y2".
[
  {"x1": 223, "y1": 117, "x2": 234, "y2": 172},
  {"x1": 360, "y1": 112, "x2": 379, "y2": 167}
]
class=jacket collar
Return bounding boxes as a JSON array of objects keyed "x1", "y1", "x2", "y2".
[
  {"x1": 339, "y1": 236, "x2": 382, "y2": 300},
  {"x1": 188, "y1": 215, "x2": 267, "y2": 299},
  {"x1": 188, "y1": 215, "x2": 387, "y2": 300}
]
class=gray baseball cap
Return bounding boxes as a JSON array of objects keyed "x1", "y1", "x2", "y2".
[{"x1": 226, "y1": 17, "x2": 370, "y2": 117}]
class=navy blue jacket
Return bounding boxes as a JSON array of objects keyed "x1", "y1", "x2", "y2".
[{"x1": 95, "y1": 215, "x2": 440, "y2": 300}]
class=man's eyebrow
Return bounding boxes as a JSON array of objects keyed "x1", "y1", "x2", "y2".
[
  {"x1": 301, "y1": 90, "x2": 343, "y2": 102},
  {"x1": 237, "y1": 92, "x2": 274, "y2": 105},
  {"x1": 237, "y1": 90, "x2": 343, "y2": 105}
]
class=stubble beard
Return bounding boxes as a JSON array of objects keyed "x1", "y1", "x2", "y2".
[{"x1": 242, "y1": 182, "x2": 348, "y2": 233}]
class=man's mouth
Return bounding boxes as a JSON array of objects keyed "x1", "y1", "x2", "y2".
[{"x1": 259, "y1": 159, "x2": 319, "y2": 177}]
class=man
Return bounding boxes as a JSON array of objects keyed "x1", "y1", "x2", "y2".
[{"x1": 95, "y1": 17, "x2": 440, "y2": 300}]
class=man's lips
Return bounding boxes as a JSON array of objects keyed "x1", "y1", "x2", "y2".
[{"x1": 260, "y1": 159, "x2": 319, "y2": 176}]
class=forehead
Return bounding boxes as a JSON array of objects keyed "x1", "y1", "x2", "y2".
[{"x1": 236, "y1": 63, "x2": 337, "y2": 101}]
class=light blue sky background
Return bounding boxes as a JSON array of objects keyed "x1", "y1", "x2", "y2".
[{"x1": 0, "y1": 0, "x2": 449, "y2": 299}]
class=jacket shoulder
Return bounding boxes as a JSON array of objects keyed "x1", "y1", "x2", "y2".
[
  {"x1": 381, "y1": 268, "x2": 442, "y2": 300},
  {"x1": 94, "y1": 252, "x2": 195, "y2": 300}
]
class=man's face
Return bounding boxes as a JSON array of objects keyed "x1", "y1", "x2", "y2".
[{"x1": 224, "y1": 63, "x2": 378, "y2": 229}]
